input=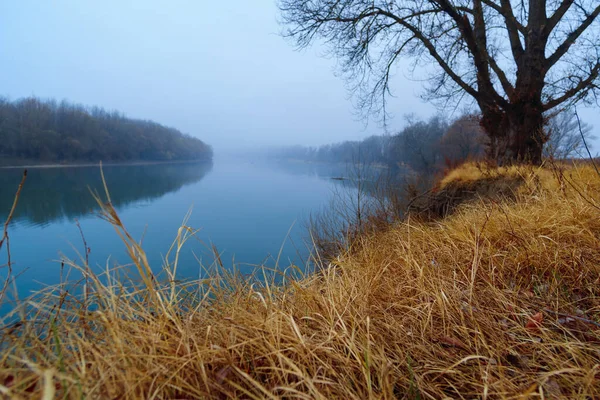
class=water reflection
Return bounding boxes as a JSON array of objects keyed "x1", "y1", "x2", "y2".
[
  {"x1": 264, "y1": 159, "x2": 406, "y2": 194},
  {"x1": 0, "y1": 162, "x2": 213, "y2": 227},
  {"x1": 264, "y1": 160, "x2": 351, "y2": 180}
]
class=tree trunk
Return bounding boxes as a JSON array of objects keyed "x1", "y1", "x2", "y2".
[
  {"x1": 477, "y1": 19, "x2": 548, "y2": 165},
  {"x1": 506, "y1": 103, "x2": 546, "y2": 164},
  {"x1": 480, "y1": 102, "x2": 546, "y2": 165}
]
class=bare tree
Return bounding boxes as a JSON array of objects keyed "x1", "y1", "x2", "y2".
[
  {"x1": 279, "y1": 1, "x2": 600, "y2": 164},
  {"x1": 388, "y1": 115, "x2": 448, "y2": 173},
  {"x1": 440, "y1": 114, "x2": 487, "y2": 164},
  {"x1": 544, "y1": 109, "x2": 595, "y2": 159}
]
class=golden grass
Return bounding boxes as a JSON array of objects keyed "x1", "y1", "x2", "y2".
[
  {"x1": 440, "y1": 163, "x2": 522, "y2": 187},
  {"x1": 438, "y1": 162, "x2": 559, "y2": 190},
  {"x1": 1, "y1": 163, "x2": 600, "y2": 398}
]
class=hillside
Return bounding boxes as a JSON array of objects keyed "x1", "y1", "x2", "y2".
[
  {"x1": 1, "y1": 162, "x2": 600, "y2": 398},
  {"x1": 0, "y1": 97, "x2": 213, "y2": 165}
]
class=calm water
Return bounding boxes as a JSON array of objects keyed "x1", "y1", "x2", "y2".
[{"x1": 0, "y1": 159, "x2": 353, "y2": 303}]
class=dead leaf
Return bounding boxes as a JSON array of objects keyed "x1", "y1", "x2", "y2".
[
  {"x1": 526, "y1": 312, "x2": 543, "y2": 332},
  {"x1": 438, "y1": 336, "x2": 468, "y2": 350}
]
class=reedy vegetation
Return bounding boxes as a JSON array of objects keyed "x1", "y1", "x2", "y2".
[{"x1": 1, "y1": 162, "x2": 599, "y2": 398}]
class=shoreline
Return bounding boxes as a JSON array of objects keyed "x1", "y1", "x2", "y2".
[
  {"x1": 272, "y1": 158, "x2": 393, "y2": 171},
  {"x1": 0, "y1": 159, "x2": 213, "y2": 170}
]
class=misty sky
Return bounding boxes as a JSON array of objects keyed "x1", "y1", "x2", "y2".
[{"x1": 1, "y1": 1, "x2": 598, "y2": 151}]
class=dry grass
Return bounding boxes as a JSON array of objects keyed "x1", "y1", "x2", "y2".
[
  {"x1": 1, "y1": 163, "x2": 600, "y2": 399},
  {"x1": 410, "y1": 162, "x2": 562, "y2": 219},
  {"x1": 438, "y1": 163, "x2": 529, "y2": 188}
]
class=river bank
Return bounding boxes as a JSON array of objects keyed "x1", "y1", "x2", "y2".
[
  {"x1": 0, "y1": 158, "x2": 212, "y2": 169},
  {"x1": 1, "y1": 162, "x2": 599, "y2": 398}
]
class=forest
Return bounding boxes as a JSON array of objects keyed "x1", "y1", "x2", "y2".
[
  {"x1": 0, "y1": 97, "x2": 213, "y2": 165},
  {"x1": 272, "y1": 111, "x2": 594, "y2": 175}
]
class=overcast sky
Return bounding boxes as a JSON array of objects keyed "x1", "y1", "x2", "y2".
[{"x1": 1, "y1": 1, "x2": 598, "y2": 152}]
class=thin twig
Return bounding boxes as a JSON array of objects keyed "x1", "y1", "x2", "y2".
[
  {"x1": 544, "y1": 308, "x2": 600, "y2": 328},
  {"x1": 1, "y1": 169, "x2": 28, "y2": 303},
  {"x1": 0, "y1": 170, "x2": 27, "y2": 251},
  {"x1": 563, "y1": 173, "x2": 600, "y2": 211},
  {"x1": 75, "y1": 219, "x2": 90, "y2": 267},
  {"x1": 75, "y1": 218, "x2": 91, "y2": 307},
  {"x1": 574, "y1": 107, "x2": 600, "y2": 178}
]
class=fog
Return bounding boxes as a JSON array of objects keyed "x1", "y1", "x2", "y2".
[{"x1": 1, "y1": 0, "x2": 598, "y2": 152}]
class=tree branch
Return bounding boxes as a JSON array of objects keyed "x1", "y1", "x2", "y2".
[
  {"x1": 544, "y1": 62, "x2": 600, "y2": 110},
  {"x1": 546, "y1": 4, "x2": 600, "y2": 68},
  {"x1": 472, "y1": 0, "x2": 515, "y2": 97},
  {"x1": 434, "y1": 0, "x2": 509, "y2": 107},
  {"x1": 480, "y1": 0, "x2": 526, "y2": 32},
  {"x1": 488, "y1": 56, "x2": 515, "y2": 97},
  {"x1": 498, "y1": 0, "x2": 525, "y2": 62},
  {"x1": 546, "y1": 0, "x2": 575, "y2": 34},
  {"x1": 373, "y1": 7, "x2": 481, "y2": 99}
]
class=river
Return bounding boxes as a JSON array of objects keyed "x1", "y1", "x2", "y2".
[{"x1": 0, "y1": 158, "x2": 359, "y2": 304}]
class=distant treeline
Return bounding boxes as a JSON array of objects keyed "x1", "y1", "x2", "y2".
[
  {"x1": 272, "y1": 111, "x2": 594, "y2": 175},
  {"x1": 0, "y1": 97, "x2": 213, "y2": 164},
  {"x1": 272, "y1": 115, "x2": 485, "y2": 174}
]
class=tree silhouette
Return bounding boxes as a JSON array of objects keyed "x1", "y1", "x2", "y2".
[{"x1": 0, "y1": 97, "x2": 213, "y2": 164}]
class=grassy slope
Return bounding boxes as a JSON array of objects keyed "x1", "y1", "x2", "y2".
[{"x1": 1, "y1": 163, "x2": 600, "y2": 398}]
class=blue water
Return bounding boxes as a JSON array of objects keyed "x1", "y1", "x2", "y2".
[{"x1": 0, "y1": 159, "x2": 351, "y2": 305}]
